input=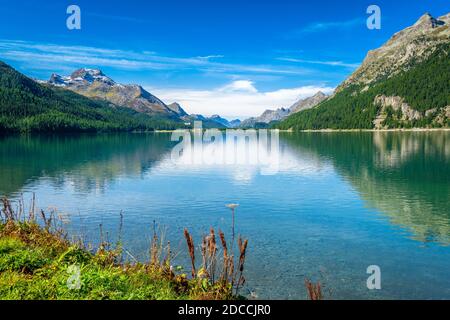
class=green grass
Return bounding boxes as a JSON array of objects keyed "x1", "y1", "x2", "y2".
[
  {"x1": 0, "y1": 220, "x2": 234, "y2": 300},
  {"x1": 0, "y1": 244, "x2": 187, "y2": 300}
]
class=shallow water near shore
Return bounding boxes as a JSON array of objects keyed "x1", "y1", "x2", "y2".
[{"x1": 1, "y1": 131, "x2": 449, "y2": 299}]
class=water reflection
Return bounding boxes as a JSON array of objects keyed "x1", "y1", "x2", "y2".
[
  {"x1": 283, "y1": 131, "x2": 450, "y2": 245},
  {"x1": 1, "y1": 131, "x2": 449, "y2": 246},
  {"x1": 0, "y1": 134, "x2": 173, "y2": 195}
]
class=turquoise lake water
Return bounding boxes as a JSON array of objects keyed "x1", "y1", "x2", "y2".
[{"x1": 0, "y1": 131, "x2": 449, "y2": 299}]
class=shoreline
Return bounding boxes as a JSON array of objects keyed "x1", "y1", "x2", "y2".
[
  {"x1": 155, "y1": 128, "x2": 450, "y2": 133},
  {"x1": 279, "y1": 128, "x2": 450, "y2": 133}
]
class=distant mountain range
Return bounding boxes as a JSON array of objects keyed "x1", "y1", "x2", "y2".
[
  {"x1": 278, "y1": 12, "x2": 450, "y2": 130},
  {"x1": 44, "y1": 68, "x2": 245, "y2": 129},
  {"x1": 0, "y1": 63, "x2": 250, "y2": 132},
  {"x1": 1, "y1": 12, "x2": 448, "y2": 133},
  {"x1": 46, "y1": 68, "x2": 332, "y2": 130},
  {"x1": 183, "y1": 114, "x2": 240, "y2": 129},
  {"x1": 240, "y1": 92, "x2": 328, "y2": 128},
  {"x1": 47, "y1": 69, "x2": 185, "y2": 117},
  {"x1": 0, "y1": 62, "x2": 244, "y2": 132}
]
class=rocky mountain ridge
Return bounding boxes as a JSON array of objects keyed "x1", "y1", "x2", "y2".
[
  {"x1": 337, "y1": 12, "x2": 450, "y2": 92},
  {"x1": 240, "y1": 91, "x2": 328, "y2": 128},
  {"x1": 48, "y1": 68, "x2": 182, "y2": 117},
  {"x1": 46, "y1": 69, "x2": 244, "y2": 128},
  {"x1": 278, "y1": 12, "x2": 450, "y2": 130}
]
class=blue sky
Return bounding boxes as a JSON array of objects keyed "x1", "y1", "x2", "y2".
[{"x1": 0, "y1": 0, "x2": 448, "y2": 118}]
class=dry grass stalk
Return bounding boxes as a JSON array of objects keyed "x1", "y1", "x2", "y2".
[
  {"x1": 40, "y1": 209, "x2": 54, "y2": 231},
  {"x1": 305, "y1": 278, "x2": 323, "y2": 300},
  {"x1": 201, "y1": 235, "x2": 207, "y2": 272},
  {"x1": 218, "y1": 230, "x2": 229, "y2": 281},
  {"x1": 184, "y1": 228, "x2": 196, "y2": 278},
  {"x1": 29, "y1": 193, "x2": 36, "y2": 221},
  {"x1": 163, "y1": 241, "x2": 171, "y2": 269},
  {"x1": 1, "y1": 197, "x2": 14, "y2": 221},
  {"x1": 207, "y1": 228, "x2": 217, "y2": 282},
  {"x1": 150, "y1": 222, "x2": 159, "y2": 266},
  {"x1": 184, "y1": 225, "x2": 248, "y2": 297},
  {"x1": 235, "y1": 236, "x2": 248, "y2": 294}
]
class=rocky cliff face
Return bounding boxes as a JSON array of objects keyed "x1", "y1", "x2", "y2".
[
  {"x1": 373, "y1": 95, "x2": 422, "y2": 129},
  {"x1": 337, "y1": 13, "x2": 450, "y2": 92},
  {"x1": 374, "y1": 95, "x2": 450, "y2": 129}
]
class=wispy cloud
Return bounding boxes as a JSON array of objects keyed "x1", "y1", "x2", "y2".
[
  {"x1": 148, "y1": 81, "x2": 334, "y2": 119},
  {"x1": 286, "y1": 17, "x2": 365, "y2": 38},
  {"x1": 301, "y1": 18, "x2": 365, "y2": 33},
  {"x1": 277, "y1": 57, "x2": 360, "y2": 69},
  {"x1": 0, "y1": 39, "x2": 311, "y2": 77},
  {"x1": 195, "y1": 55, "x2": 225, "y2": 61},
  {"x1": 0, "y1": 40, "x2": 337, "y2": 118}
]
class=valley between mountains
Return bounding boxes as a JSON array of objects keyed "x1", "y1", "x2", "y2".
[{"x1": 0, "y1": 12, "x2": 448, "y2": 133}]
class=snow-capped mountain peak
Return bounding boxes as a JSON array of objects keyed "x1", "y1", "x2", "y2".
[{"x1": 49, "y1": 68, "x2": 116, "y2": 87}]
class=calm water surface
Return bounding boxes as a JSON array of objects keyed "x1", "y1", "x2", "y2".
[{"x1": 0, "y1": 132, "x2": 449, "y2": 299}]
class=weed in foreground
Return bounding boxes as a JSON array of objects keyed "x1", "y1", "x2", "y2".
[{"x1": 0, "y1": 196, "x2": 246, "y2": 300}]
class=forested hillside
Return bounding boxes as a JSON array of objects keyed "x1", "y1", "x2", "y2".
[
  {"x1": 277, "y1": 43, "x2": 449, "y2": 130},
  {"x1": 0, "y1": 62, "x2": 182, "y2": 133}
]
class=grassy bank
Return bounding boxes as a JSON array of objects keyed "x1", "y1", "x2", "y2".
[{"x1": 0, "y1": 198, "x2": 246, "y2": 300}]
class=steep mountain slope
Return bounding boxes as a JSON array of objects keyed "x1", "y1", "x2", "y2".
[
  {"x1": 289, "y1": 92, "x2": 328, "y2": 114},
  {"x1": 166, "y1": 102, "x2": 188, "y2": 117},
  {"x1": 48, "y1": 68, "x2": 178, "y2": 117},
  {"x1": 337, "y1": 13, "x2": 450, "y2": 92},
  {"x1": 0, "y1": 62, "x2": 182, "y2": 132},
  {"x1": 278, "y1": 13, "x2": 450, "y2": 130}
]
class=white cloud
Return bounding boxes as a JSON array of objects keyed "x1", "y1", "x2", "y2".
[
  {"x1": 148, "y1": 81, "x2": 334, "y2": 119},
  {"x1": 219, "y1": 80, "x2": 258, "y2": 93}
]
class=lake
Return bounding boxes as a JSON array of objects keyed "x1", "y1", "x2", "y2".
[{"x1": 0, "y1": 131, "x2": 449, "y2": 299}]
